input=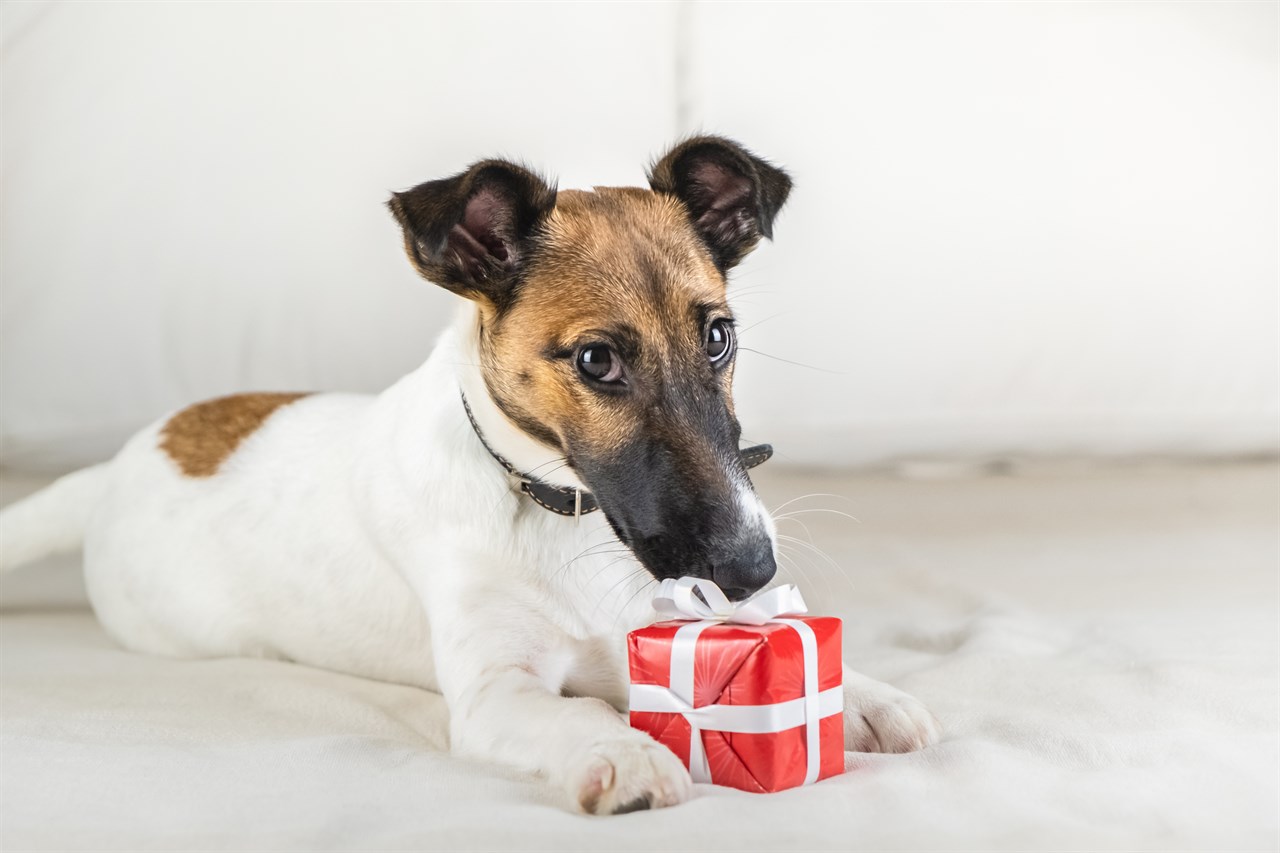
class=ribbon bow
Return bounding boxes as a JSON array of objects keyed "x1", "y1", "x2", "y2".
[{"x1": 652, "y1": 576, "x2": 809, "y2": 625}]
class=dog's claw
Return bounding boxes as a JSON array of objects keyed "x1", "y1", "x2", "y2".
[
  {"x1": 569, "y1": 737, "x2": 692, "y2": 815},
  {"x1": 611, "y1": 795, "x2": 652, "y2": 814}
]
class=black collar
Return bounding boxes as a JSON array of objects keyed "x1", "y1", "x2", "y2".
[{"x1": 461, "y1": 393, "x2": 773, "y2": 519}]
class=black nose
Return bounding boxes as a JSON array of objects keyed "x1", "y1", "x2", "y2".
[{"x1": 711, "y1": 542, "x2": 777, "y2": 601}]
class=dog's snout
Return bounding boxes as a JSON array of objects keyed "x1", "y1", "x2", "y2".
[{"x1": 711, "y1": 541, "x2": 777, "y2": 601}]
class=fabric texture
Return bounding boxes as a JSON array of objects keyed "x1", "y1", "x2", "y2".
[{"x1": 1, "y1": 463, "x2": 1276, "y2": 851}]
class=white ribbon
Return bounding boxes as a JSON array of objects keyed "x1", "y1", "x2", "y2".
[
  {"x1": 631, "y1": 577, "x2": 840, "y2": 786},
  {"x1": 651, "y1": 576, "x2": 810, "y2": 626}
]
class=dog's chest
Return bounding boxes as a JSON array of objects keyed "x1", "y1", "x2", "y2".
[{"x1": 509, "y1": 508, "x2": 654, "y2": 637}]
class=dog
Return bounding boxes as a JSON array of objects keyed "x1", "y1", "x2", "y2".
[{"x1": 0, "y1": 136, "x2": 939, "y2": 814}]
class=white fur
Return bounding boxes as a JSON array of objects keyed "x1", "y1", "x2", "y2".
[
  {"x1": 0, "y1": 464, "x2": 108, "y2": 569},
  {"x1": 0, "y1": 301, "x2": 938, "y2": 812}
]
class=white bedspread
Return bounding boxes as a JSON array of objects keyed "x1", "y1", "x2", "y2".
[{"x1": 2, "y1": 463, "x2": 1276, "y2": 851}]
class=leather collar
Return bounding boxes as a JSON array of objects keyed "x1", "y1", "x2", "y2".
[{"x1": 461, "y1": 393, "x2": 773, "y2": 519}]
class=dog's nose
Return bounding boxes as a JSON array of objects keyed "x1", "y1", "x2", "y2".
[{"x1": 711, "y1": 542, "x2": 777, "y2": 601}]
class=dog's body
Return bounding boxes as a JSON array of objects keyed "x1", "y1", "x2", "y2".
[
  {"x1": 1, "y1": 139, "x2": 939, "y2": 813},
  {"x1": 73, "y1": 314, "x2": 647, "y2": 695}
]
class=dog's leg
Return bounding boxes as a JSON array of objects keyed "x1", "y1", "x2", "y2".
[
  {"x1": 842, "y1": 666, "x2": 942, "y2": 753},
  {"x1": 432, "y1": 594, "x2": 692, "y2": 815}
]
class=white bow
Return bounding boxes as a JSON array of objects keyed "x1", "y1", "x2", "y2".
[{"x1": 652, "y1": 576, "x2": 809, "y2": 625}]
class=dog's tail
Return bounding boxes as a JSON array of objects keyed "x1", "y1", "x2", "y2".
[{"x1": 0, "y1": 464, "x2": 110, "y2": 572}]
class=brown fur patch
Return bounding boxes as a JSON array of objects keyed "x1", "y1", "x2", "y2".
[
  {"x1": 159, "y1": 393, "x2": 312, "y2": 477},
  {"x1": 479, "y1": 187, "x2": 733, "y2": 458}
]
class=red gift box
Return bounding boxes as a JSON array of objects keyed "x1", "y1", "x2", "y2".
[{"x1": 627, "y1": 584, "x2": 844, "y2": 793}]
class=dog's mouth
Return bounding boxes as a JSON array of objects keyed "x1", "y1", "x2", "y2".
[{"x1": 574, "y1": 452, "x2": 778, "y2": 602}]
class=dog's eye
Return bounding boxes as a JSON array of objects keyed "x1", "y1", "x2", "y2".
[
  {"x1": 577, "y1": 345, "x2": 624, "y2": 384},
  {"x1": 706, "y1": 318, "x2": 735, "y2": 364}
]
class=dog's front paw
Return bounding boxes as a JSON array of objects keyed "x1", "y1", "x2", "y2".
[
  {"x1": 568, "y1": 735, "x2": 693, "y2": 815},
  {"x1": 843, "y1": 672, "x2": 941, "y2": 754}
]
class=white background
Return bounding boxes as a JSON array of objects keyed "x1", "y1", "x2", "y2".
[{"x1": 2, "y1": 0, "x2": 1275, "y2": 471}]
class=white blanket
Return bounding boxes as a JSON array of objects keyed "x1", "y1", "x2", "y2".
[{"x1": 2, "y1": 463, "x2": 1276, "y2": 851}]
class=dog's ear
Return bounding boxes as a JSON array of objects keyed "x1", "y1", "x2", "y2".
[
  {"x1": 648, "y1": 136, "x2": 792, "y2": 272},
  {"x1": 388, "y1": 160, "x2": 557, "y2": 307}
]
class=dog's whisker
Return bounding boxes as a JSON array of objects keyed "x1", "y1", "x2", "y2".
[
  {"x1": 483, "y1": 485, "x2": 519, "y2": 520},
  {"x1": 612, "y1": 577, "x2": 657, "y2": 632},
  {"x1": 775, "y1": 551, "x2": 806, "y2": 588},
  {"x1": 566, "y1": 547, "x2": 631, "y2": 570},
  {"x1": 769, "y1": 492, "x2": 853, "y2": 516},
  {"x1": 550, "y1": 535, "x2": 629, "y2": 573},
  {"x1": 734, "y1": 312, "x2": 787, "y2": 335},
  {"x1": 777, "y1": 541, "x2": 839, "y2": 603},
  {"x1": 776, "y1": 542, "x2": 820, "y2": 592},
  {"x1": 775, "y1": 507, "x2": 861, "y2": 524},
  {"x1": 521, "y1": 456, "x2": 569, "y2": 478},
  {"x1": 726, "y1": 283, "x2": 776, "y2": 298},
  {"x1": 775, "y1": 514, "x2": 818, "y2": 542},
  {"x1": 552, "y1": 542, "x2": 630, "y2": 582},
  {"x1": 777, "y1": 534, "x2": 840, "y2": 580},
  {"x1": 774, "y1": 548, "x2": 819, "y2": 597},
  {"x1": 587, "y1": 553, "x2": 641, "y2": 589},
  {"x1": 593, "y1": 566, "x2": 646, "y2": 619},
  {"x1": 776, "y1": 533, "x2": 849, "y2": 602},
  {"x1": 776, "y1": 533, "x2": 842, "y2": 574},
  {"x1": 528, "y1": 462, "x2": 574, "y2": 483},
  {"x1": 618, "y1": 575, "x2": 653, "y2": 614},
  {"x1": 737, "y1": 347, "x2": 844, "y2": 376}
]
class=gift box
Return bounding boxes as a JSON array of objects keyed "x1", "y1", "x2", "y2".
[{"x1": 627, "y1": 578, "x2": 844, "y2": 793}]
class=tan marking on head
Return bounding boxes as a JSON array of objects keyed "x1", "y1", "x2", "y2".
[
  {"x1": 477, "y1": 186, "x2": 733, "y2": 456},
  {"x1": 159, "y1": 392, "x2": 312, "y2": 477}
]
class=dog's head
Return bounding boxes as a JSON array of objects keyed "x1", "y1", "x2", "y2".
[{"x1": 389, "y1": 137, "x2": 791, "y2": 600}]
